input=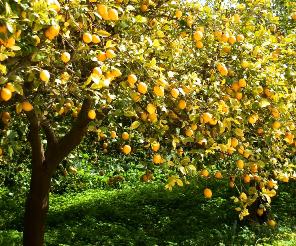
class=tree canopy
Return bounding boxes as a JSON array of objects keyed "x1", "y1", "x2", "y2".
[{"x1": 0, "y1": 1, "x2": 295, "y2": 243}]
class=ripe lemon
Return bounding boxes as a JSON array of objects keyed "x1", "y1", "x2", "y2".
[
  {"x1": 130, "y1": 91, "x2": 141, "y2": 101},
  {"x1": 92, "y1": 34, "x2": 101, "y2": 44},
  {"x1": 48, "y1": 0, "x2": 61, "y2": 12},
  {"x1": 178, "y1": 100, "x2": 186, "y2": 109},
  {"x1": 153, "y1": 154, "x2": 162, "y2": 164},
  {"x1": 231, "y1": 82, "x2": 240, "y2": 92},
  {"x1": 175, "y1": 10, "x2": 182, "y2": 19},
  {"x1": 1, "y1": 88, "x2": 12, "y2": 101},
  {"x1": 111, "y1": 68, "x2": 122, "y2": 77},
  {"x1": 61, "y1": 52, "x2": 70, "y2": 63},
  {"x1": 97, "y1": 52, "x2": 107, "y2": 62},
  {"x1": 233, "y1": 14, "x2": 241, "y2": 22},
  {"x1": 272, "y1": 121, "x2": 281, "y2": 129},
  {"x1": 209, "y1": 118, "x2": 217, "y2": 125},
  {"x1": 191, "y1": 123, "x2": 197, "y2": 131},
  {"x1": 122, "y1": 132, "x2": 129, "y2": 140},
  {"x1": 88, "y1": 110, "x2": 96, "y2": 120},
  {"x1": 93, "y1": 67, "x2": 102, "y2": 75},
  {"x1": 5, "y1": 83, "x2": 15, "y2": 92},
  {"x1": 201, "y1": 112, "x2": 212, "y2": 123},
  {"x1": 185, "y1": 128, "x2": 194, "y2": 137},
  {"x1": 243, "y1": 174, "x2": 251, "y2": 183},
  {"x1": 97, "y1": 4, "x2": 109, "y2": 19},
  {"x1": 110, "y1": 130, "x2": 117, "y2": 139},
  {"x1": 250, "y1": 163, "x2": 258, "y2": 173},
  {"x1": 22, "y1": 101, "x2": 33, "y2": 112},
  {"x1": 141, "y1": 111, "x2": 148, "y2": 121},
  {"x1": 237, "y1": 34, "x2": 244, "y2": 42},
  {"x1": 241, "y1": 60, "x2": 250, "y2": 69},
  {"x1": 106, "y1": 49, "x2": 116, "y2": 59},
  {"x1": 48, "y1": 25, "x2": 60, "y2": 37},
  {"x1": 122, "y1": 145, "x2": 131, "y2": 154},
  {"x1": 215, "y1": 171, "x2": 223, "y2": 179},
  {"x1": 214, "y1": 30, "x2": 222, "y2": 39},
  {"x1": 148, "y1": 113, "x2": 158, "y2": 123},
  {"x1": 147, "y1": 103, "x2": 156, "y2": 114},
  {"x1": 128, "y1": 74, "x2": 137, "y2": 84},
  {"x1": 238, "y1": 79, "x2": 246, "y2": 87},
  {"x1": 267, "y1": 219, "x2": 276, "y2": 227},
  {"x1": 203, "y1": 188, "x2": 212, "y2": 198},
  {"x1": 231, "y1": 138, "x2": 239, "y2": 147},
  {"x1": 108, "y1": 8, "x2": 119, "y2": 21},
  {"x1": 151, "y1": 142, "x2": 160, "y2": 152},
  {"x1": 141, "y1": 4, "x2": 148, "y2": 12},
  {"x1": 257, "y1": 208, "x2": 264, "y2": 216},
  {"x1": 257, "y1": 128, "x2": 264, "y2": 135},
  {"x1": 171, "y1": 88, "x2": 179, "y2": 98},
  {"x1": 193, "y1": 30, "x2": 203, "y2": 41},
  {"x1": 40, "y1": 69, "x2": 50, "y2": 82},
  {"x1": 221, "y1": 32, "x2": 229, "y2": 42},
  {"x1": 236, "y1": 160, "x2": 244, "y2": 169},
  {"x1": 195, "y1": 41, "x2": 203, "y2": 49},
  {"x1": 153, "y1": 86, "x2": 164, "y2": 97},
  {"x1": 239, "y1": 192, "x2": 247, "y2": 201},
  {"x1": 248, "y1": 115, "x2": 258, "y2": 124},
  {"x1": 201, "y1": 169, "x2": 209, "y2": 177},
  {"x1": 236, "y1": 92, "x2": 243, "y2": 100},
  {"x1": 138, "y1": 82, "x2": 148, "y2": 94},
  {"x1": 219, "y1": 65, "x2": 228, "y2": 76},
  {"x1": 271, "y1": 109, "x2": 280, "y2": 118},
  {"x1": 228, "y1": 35, "x2": 236, "y2": 45},
  {"x1": 83, "y1": 32, "x2": 92, "y2": 43}
]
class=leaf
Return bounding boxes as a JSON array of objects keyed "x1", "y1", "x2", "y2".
[
  {"x1": 124, "y1": 110, "x2": 137, "y2": 117},
  {"x1": 187, "y1": 164, "x2": 197, "y2": 173},
  {"x1": 105, "y1": 40, "x2": 116, "y2": 48},
  {"x1": 130, "y1": 121, "x2": 140, "y2": 130},
  {"x1": 176, "y1": 178, "x2": 183, "y2": 187},
  {"x1": 15, "y1": 103, "x2": 22, "y2": 114},
  {"x1": 0, "y1": 54, "x2": 8, "y2": 62},
  {"x1": 9, "y1": 46, "x2": 21, "y2": 51},
  {"x1": 234, "y1": 128, "x2": 244, "y2": 137},
  {"x1": 259, "y1": 98, "x2": 270, "y2": 108},
  {"x1": 179, "y1": 166, "x2": 186, "y2": 175},
  {"x1": 0, "y1": 64, "x2": 7, "y2": 74},
  {"x1": 97, "y1": 30, "x2": 111, "y2": 37}
]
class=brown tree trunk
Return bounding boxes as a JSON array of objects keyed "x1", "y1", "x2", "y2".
[
  {"x1": 22, "y1": 98, "x2": 98, "y2": 246},
  {"x1": 23, "y1": 169, "x2": 51, "y2": 246}
]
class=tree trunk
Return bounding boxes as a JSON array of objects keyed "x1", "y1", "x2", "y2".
[
  {"x1": 22, "y1": 98, "x2": 95, "y2": 246},
  {"x1": 23, "y1": 167, "x2": 51, "y2": 246}
]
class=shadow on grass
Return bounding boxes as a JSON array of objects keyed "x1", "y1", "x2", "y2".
[
  {"x1": 0, "y1": 181, "x2": 295, "y2": 246},
  {"x1": 45, "y1": 182, "x2": 295, "y2": 246}
]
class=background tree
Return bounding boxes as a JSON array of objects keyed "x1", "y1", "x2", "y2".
[{"x1": 0, "y1": 0, "x2": 295, "y2": 245}]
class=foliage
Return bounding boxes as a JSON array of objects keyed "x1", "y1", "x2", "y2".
[
  {"x1": 1, "y1": 181, "x2": 296, "y2": 245},
  {"x1": 0, "y1": 0, "x2": 295, "y2": 225}
]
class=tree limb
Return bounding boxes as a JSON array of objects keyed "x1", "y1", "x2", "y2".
[
  {"x1": 41, "y1": 119, "x2": 58, "y2": 150},
  {"x1": 25, "y1": 110, "x2": 45, "y2": 169},
  {"x1": 47, "y1": 97, "x2": 93, "y2": 174}
]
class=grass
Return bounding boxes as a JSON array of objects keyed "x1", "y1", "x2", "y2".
[{"x1": 0, "y1": 180, "x2": 295, "y2": 246}]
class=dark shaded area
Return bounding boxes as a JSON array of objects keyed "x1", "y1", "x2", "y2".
[{"x1": 1, "y1": 181, "x2": 295, "y2": 246}]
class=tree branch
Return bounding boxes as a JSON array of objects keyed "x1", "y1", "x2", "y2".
[
  {"x1": 46, "y1": 97, "x2": 94, "y2": 174},
  {"x1": 25, "y1": 110, "x2": 45, "y2": 169},
  {"x1": 41, "y1": 119, "x2": 58, "y2": 149}
]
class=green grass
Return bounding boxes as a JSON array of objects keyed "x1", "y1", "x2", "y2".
[{"x1": 0, "y1": 180, "x2": 295, "y2": 246}]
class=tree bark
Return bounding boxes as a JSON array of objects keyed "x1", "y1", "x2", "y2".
[
  {"x1": 23, "y1": 169, "x2": 51, "y2": 246},
  {"x1": 22, "y1": 98, "x2": 97, "y2": 246}
]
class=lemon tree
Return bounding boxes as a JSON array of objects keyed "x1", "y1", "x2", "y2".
[{"x1": 0, "y1": 0, "x2": 295, "y2": 245}]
